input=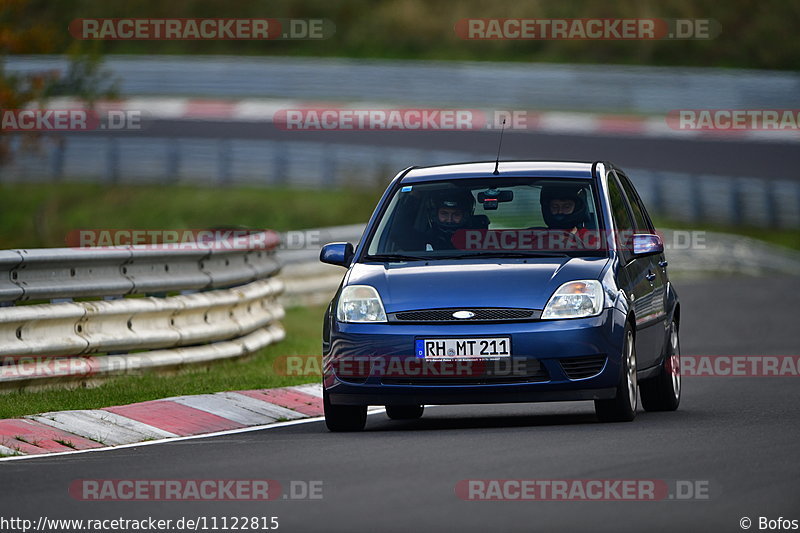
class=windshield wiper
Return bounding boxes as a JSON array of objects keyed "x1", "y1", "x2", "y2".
[{"x1": 363, "y1": 253, "x2": 430, "y2": 262}]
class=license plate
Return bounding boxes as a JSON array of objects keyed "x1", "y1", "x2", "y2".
[{"x1": 416, "y1": 338, "x2": 511, "y2": 359}]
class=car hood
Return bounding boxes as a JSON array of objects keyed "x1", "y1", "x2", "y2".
[{"x1": 346, "y1": 257, "x2": 610, "y2": 312}]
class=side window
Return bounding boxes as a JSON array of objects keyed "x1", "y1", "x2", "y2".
[
  {"x1": 608, "y1": 176, "x2": 634, "y2": 233},
  {"x1": 607, "y1": 175, "x2": 635, "y2": 260},
  {"x1": 617, "y1": 173, "x2": 651, "y2": 233}
]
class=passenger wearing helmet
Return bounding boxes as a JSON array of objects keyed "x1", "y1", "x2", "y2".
[
  {"x1": 423, "y1": 189, "x2": 475, "y2": 250},
  {"x1": 539, "y1": 185, "x2": 588, "y2": 234}
]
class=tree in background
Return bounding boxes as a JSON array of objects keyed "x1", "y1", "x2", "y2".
[{"x1": 0, "y1": 0, "x2": 116, "y2": 164}]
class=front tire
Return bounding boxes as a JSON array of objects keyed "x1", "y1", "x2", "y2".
[
  {"x1": 595, "y1": 325, "x2": 637, "y2": 422},
  {"x1": 324, "y1": 389, "x2": 367, "y2": 432},
  {"x1": 386, "y1": 405, "x2": 424, "y2": 420},
  {"x1": 640, "y1": 319, "x2": 681, "y2": 412}
]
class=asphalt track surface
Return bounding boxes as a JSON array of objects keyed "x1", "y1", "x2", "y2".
[
  {"x1": 3, "y1": 275, "x2": 799, "y2": 532},
  {"x1": 100, "y1": 120, "x2": 800, "y2": 181}
]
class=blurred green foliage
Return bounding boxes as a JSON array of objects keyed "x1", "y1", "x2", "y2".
[
  {"x1": 5, "y1": 0, "x2": 799, "y2": 70},
  {"x1": 1, "y1": 0, "x2": 117, "y2": 163}
]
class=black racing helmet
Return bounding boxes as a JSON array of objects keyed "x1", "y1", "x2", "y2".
[
  {"x1": 429, "y1": 189, "x2": 475, "y2": 235},
  {"x1": 540, "y1": 184, "x2": 588, "y2": 230}
]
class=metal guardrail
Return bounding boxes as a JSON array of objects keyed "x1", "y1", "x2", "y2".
[
  {"x1": 0, "y1": 323, "x2": 286, "y2": 391},
  {"x1": 4, "y1": 136, "x2": 799, "y2": 228},
  {"x1": 278, "y1": 225, "x2": 364, "y2": 308},
  {"x1": 7, "y1": 55, "x2": 800, "y2": 113},
  {"x1": 0, "y1": 233, "x2": 281, "y2": 303},
  {"x1": 0, "y1": 232, "x2": 286, "y2": 390},
  {"x1": 0, "y1": 278, "x2": 284, "y2": 358}
]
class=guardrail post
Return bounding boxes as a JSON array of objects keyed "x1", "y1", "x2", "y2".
[
  {"x1": 651, "y1": 172, "x2": 665, "y2": 218},
  {"x1": 795, "y1": 182, "x2": 800, "y2": 228},
  {"x1": 691, "y1": 173, "x2": 704, "y2": 223},
  {"x1": 322, "y1": 144, "x2": 337, "y2": 186},
  {"x1": 218, "y1": 139, "x2": 232, "y2": 186},
  {"x1": 51, "y1": 138, "x2": 65, "y2": 181},
  {"x1": 770, "y1": 180, "x2": 800, "y2": 228},
  {"x1": 730, "y1": 178, "x2": 744, "y2": 225},
  {"x1": 273, "y1": 142, "x2": 287, "y2": 185},
  {"x1": 106, "y1": 137, "x2": 120, "y2": 184},
  {"x1": 375, "y1": 150, "x2": 391, "y2": 188},
  {"x1": 166, "y1": 138, "x2": 180, "y2": 182},
  {"x1": 765, "y1": 181, "x2": 779, "y2": 228}
]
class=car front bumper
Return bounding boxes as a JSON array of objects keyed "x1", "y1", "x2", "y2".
[{"x1": 324, "y1": 308, "x2": 627, "y2": 406}]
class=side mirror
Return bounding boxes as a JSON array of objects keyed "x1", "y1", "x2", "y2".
[
  {"x1": 631, "y1": 234, "x2": 664, "y2": 256},
  {"x1": 320, "y1": 242, "x2": 354, "y2": 267}
]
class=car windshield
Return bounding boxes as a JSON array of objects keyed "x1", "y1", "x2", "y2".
[{"x1": 364, "y1": 177, "x2": 606, "y2": 260}]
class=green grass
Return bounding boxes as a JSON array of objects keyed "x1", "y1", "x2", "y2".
[
  {"x1": 0, "y1": 182, "x2": 382, "y2": 249},
  {"x1": 0, "y1": 304, "x2": 327, "y2": 419},
  {"x1": 652, "y1": 218, "x2": 800, "y2": 252},
  {"x1": 3, "y1": 182, "x2": 797, "y2": 251}
]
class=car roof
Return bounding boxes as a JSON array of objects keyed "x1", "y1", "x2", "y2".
[{"x1": 402, "y1": 160, "x2": 600, "y2": 183}]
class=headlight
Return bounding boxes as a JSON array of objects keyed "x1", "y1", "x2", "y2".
[
  {"x1": 337, "y1": 285, "x2": 387, "y2": 323},
  {"x1": 541, "y1": 280, "x2": 604, "y2": 320}
]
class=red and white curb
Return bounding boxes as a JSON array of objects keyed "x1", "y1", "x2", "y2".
[
  {"x1": 0, "y1": 383, "x2": 324, "y2": 458},
  {"x1": 38, "y1": 97, "x2": 800, "y2": 143}
]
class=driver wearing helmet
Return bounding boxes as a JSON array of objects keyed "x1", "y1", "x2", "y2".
[
  {"x1": 423, "y1": 189, "x2": 475, "y2": 250},
  {"x1": 539, "y1": 185, "x2": 589, "y2": 236}
]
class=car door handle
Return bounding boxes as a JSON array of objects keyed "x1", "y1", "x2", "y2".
[
  {"x1": 658, "y1": 260, "x2": 668, "y2": 268},
  {"x1": 646, "y1": 271, "x2": 656, "y2": 282}
]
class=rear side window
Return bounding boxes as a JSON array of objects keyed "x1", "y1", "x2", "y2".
[
  {"x1": 608, "y1": 176, "x2": 634, "y2": 233},
  {"x1": 616, "y1": 173, "x2": 651, "y2": 233},
  {"x1": 607, "y1": 175, "x2": 636, "y2": 260}
]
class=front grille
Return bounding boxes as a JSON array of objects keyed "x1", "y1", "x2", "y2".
[
  {"x1": 389, "y1": 308, "x2": 541, "y2": 323},
  {"x1": 380, "y1": 358, "x2": 549, "y2": 385},
  {"x1": 560, "y1": 356, "x2": 607, "y2": 379}
]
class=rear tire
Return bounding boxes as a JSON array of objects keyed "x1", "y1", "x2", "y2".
[
  {"x1": 324, "y1": 389, "x2": 367, "y2": 432},
  {"x1": 386, "y1": 405, "x2": 424, "y2": 420},
  {"x1": 595, "y1": 325, "x2": 637, "y2": 423},
  {"x1": 640, "y1": 319, "x2": 681, "y2": 412}
]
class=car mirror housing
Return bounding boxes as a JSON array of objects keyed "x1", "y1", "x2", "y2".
[
  {"x1": 320, "y1": 242, "x2": 355, "y2": 267},
  {"x1": 631, "y1": 234, "x2": 664, "y2": 256}
]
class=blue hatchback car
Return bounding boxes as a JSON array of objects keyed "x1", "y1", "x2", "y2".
[{"x1": 320, "y1": 161, "x2": 680, "y2": 431}]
